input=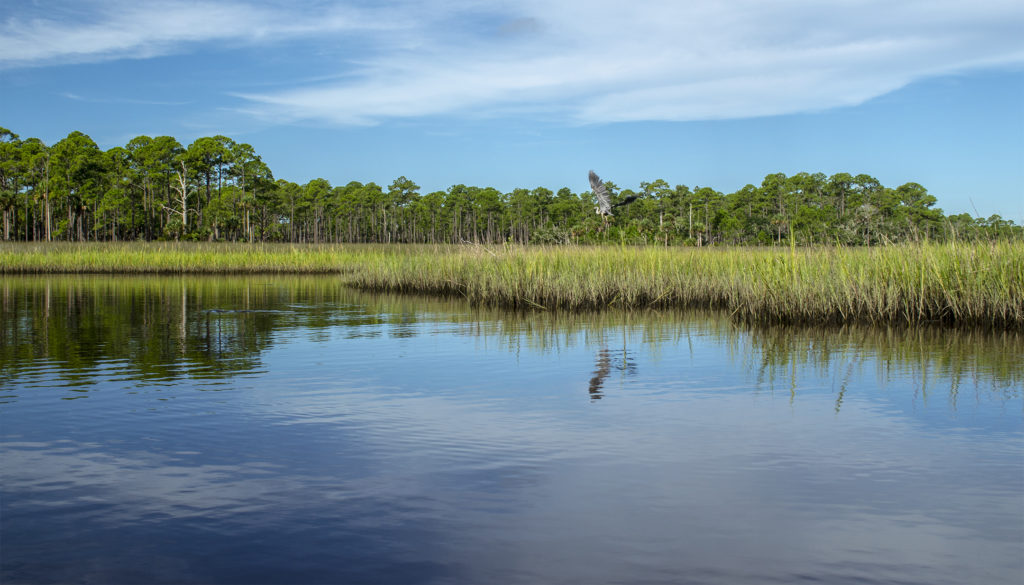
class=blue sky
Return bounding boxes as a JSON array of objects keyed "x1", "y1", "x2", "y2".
[{"x1": 3, "y1": 0, "x2": 1023, "y2": 220}]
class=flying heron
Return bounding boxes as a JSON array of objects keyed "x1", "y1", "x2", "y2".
[{"x1": 589, "y1": 170, "x2": 638, "y2": 219}]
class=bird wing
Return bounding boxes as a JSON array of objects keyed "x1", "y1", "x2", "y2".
[{"x1": 589, "y1": 170, "x2": 611, "y2": 213}]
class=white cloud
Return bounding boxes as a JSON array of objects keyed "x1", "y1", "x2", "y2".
[
  {"x1": 236, "y1": 0, "x2": 1024, "y2": 124},
  {"x1": 4, "y1": 0, "x2": 1024, "y2": 124},
  {"x1": 0, "y1": 0, "x2": 398, "y2": 66}
]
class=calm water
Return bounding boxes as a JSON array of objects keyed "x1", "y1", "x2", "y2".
[{"x1": 1, "y1": 275, "x2": 1022, "y2": 585}]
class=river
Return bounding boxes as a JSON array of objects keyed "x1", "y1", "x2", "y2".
[{"x1": 1, "y1": 275, "x2": 1021, "y2": 584}]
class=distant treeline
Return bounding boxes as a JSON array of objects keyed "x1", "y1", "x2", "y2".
[{"x1": 1, "y1": 125, "x2": 1020, "y2": 245}]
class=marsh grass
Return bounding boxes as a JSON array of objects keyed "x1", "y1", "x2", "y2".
[{"x1": 2, "y1": 241, "x2": 1021, "y2": 328}]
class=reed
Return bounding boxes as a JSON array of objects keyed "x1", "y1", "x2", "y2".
[{"x1": 2, "y1": 241, "x2": 1021, "y2": 328}]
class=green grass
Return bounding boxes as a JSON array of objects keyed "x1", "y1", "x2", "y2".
[{"x1": 2, "y1": 241, "x2": 1021, "y2": 328}]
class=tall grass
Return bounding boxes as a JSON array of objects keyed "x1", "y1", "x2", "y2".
[
  {"x1": 0, "y1": 242, "x2": 353, "y2": 273},
  {"x1": 2, "y1": 241, "x2": 1021, "y2": 328}
]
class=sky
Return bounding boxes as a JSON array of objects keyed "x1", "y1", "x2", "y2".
[{"x1": 2, "y1": 0, "x2": 1023, "y2": 221}]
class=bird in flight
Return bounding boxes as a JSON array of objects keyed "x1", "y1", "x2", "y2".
[{"x1": 589, "y1": 170, "x2": 638, "y2": 217}]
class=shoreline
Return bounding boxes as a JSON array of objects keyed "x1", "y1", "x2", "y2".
[{"x1": 2, "y1": 241, "x2": 1021, "y2": 329}]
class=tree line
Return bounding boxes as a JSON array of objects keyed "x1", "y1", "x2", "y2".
[{"x1": 1, "y1": 125, "x2": 1019, "y2": 245}]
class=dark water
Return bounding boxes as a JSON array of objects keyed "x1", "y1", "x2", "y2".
[{"x1": 1, "y1": 275, "x2": 1021, "y2": 585}]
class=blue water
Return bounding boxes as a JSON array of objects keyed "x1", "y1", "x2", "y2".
[{"x1": 1, "y1": 276, "x2": 1021, "y2": 584}]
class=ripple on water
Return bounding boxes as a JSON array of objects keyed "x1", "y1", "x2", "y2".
[{"x1": 2, "y1": 277, "x2": 1022, "y2": 585}]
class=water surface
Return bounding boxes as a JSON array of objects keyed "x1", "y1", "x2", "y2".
[{"x1": 2, "y1": 275, "x2": 1021, "y2": 584}]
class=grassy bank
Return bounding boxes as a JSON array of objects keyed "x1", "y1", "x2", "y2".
[{"x1": 1, "y1": 241, "x2": 1021, "y2": 328}]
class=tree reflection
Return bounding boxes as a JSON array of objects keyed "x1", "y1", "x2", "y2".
[{"x1": 1, "y1": 275, "x2": 1020, "y2": 409}]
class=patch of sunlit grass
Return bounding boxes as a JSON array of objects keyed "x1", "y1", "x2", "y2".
[{"x1": 1, "y1": 241, "x2": 1020, "y2": 328}]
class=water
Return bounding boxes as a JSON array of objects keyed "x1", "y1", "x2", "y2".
[{"x1": 1, "y1": 275, "x2": 1021, "y2": 585}]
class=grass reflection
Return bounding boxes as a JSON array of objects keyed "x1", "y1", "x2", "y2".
[{"x1": 1, "y1": 275, "x2": 1019, "y2": 407}]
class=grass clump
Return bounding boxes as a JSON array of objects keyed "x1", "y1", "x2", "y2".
[{"x1": 1, "y1": 241, "x2": 1020, "y2": 329}]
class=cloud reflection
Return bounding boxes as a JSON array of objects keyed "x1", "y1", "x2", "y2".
[{"x1": 2, "y1": 275, "x2": 1022, "y2": 583}]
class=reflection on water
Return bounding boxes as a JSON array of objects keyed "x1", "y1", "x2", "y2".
[
  {"x1": 2, "y1": 275, "x2": 1019, "y2": 407},
  {"x1": 1, "y1": 275, "x2": 1022, "y2": 585},
  {"x1": 589, "y1": 348, "x2": 639, "y2": 400}
]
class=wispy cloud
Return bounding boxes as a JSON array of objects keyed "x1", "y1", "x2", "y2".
[
  {"x1": 5, "y1": 0, "x2": 1024, "y2": 124},
  {"x1": 235, "y1": 0, "x2": 1024, "y2": 124},
  {"x1": 0, "y1": 0, "x2": 399, "y2": 67}
]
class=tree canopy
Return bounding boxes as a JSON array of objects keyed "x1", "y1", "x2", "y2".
[{"x1": 1, "y1": 125, "x2": 1018, "y2": 244}]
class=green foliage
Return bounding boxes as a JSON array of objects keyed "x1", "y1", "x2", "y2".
[{"x1": 0, "y1": 123, "x2": 1020, "y2": 245}]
